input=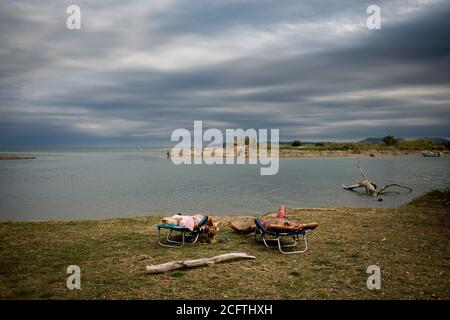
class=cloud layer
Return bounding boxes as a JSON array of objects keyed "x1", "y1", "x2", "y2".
[{"x1": 0, "y1": 0, "x2": 449, "y2": 146}]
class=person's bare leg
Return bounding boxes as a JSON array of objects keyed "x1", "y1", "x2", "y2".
[
  {"x1": 297, "y1": 222, "x2": 318, "y2": 230},
  {"x1": 228, "y1": 221, "x2": 255, "y2": 234}
]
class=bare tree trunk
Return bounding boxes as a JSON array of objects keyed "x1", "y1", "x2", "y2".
[{"x1": 146, "y1": 253, "x2": 256, "y2": 274}]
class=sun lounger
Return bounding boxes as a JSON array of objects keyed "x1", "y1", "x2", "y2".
[
  {"x1": 254, "y1": 219, "x2": 308, "y2": 254},
  {"x1": 156, "y1": 215, "x2": 209, "y2": 248}
]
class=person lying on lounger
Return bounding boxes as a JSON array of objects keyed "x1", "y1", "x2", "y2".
[
  {"x1": 160, "y1": 214, "x2": 204, "y2": 231},
  {"x1": 160, "y1": 214, "x2": 220, "y2": 243},
  {"x1": 228, "y1": 205, "x2": 318, "y2": 234}
]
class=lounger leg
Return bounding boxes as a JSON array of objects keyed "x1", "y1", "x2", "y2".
[
  {"x1": 259, "y1": 233, "x2": 296, "y2": 249},
  {"x1": 277, "y1": 234, "x2": 308, "y2": 254},
  {"x1": 279, "y1": 236, "x2": 298, "y2": 248},
  {"x1": 255, "y1": 231, "x2": 269, "y2": 246},
  {"x1": 172, "y1": 230, "x2": 199, "y2": 244},
  {"x1": 190, "y1": 231, "x2": 200, "y2": 244},
  {"x1": 255, "y1": 231, "x2": 269, "y2": 244},
  {"x1": 261, "y1": 234, "x2": 274, "y2": 248},
  {"x1": 255, "y1": 230, "x2": 308, "y2": 254},
  {"x1": 158, "y1": 228, "x2": 185, "y2": 248},
  {"x1": 166, "y1": 230, "x2": 181, "y2": 243},
  {"x1": 158, "y1": 229, "x2": 202, "y2": 248}
]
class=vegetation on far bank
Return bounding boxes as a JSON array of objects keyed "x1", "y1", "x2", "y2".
[
  {"x1": 211, "y1": 136, "x2": 450, "y2": 155},
  {"x1": 0, "y1": 189, "x2": 449, "y2": 299},
  {"x1": 280, "y1": 137, "x2": 449, "y2": 152}
]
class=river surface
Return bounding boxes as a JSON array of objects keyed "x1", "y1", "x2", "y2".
[{"x1": 0, "y1": 148, "x2": 449, "y2": 221}]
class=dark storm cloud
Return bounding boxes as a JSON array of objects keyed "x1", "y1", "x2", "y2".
[{"x1": 0, "y1": 0, "x2": 449, "y2": 146}]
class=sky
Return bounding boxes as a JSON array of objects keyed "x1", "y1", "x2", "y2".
[{"x1": 0, "y1": 0, "x2": 449, "y2": 147}]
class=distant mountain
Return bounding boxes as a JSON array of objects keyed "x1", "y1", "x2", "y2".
[
  {"x1": 421, "y1": 137, "x2": 449, "y2": 144},
  {"x1": 360, "y1": 137, "x2": 384, "y2": 145}
]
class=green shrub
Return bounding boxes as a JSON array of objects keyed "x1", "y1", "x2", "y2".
[{"x1": 382, "y1": 135, "x2": 398, "y2": 146}]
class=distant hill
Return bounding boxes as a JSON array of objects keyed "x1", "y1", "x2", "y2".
[
  {"x1": 360, "y1": 137, "x2": 384, "y2": 145},
  {"x1": 361, "y1": 137, "x2": 448, "y2": 145},
  {"x1": 421, "y1": 137, "x2": 449, "y2": 144}
]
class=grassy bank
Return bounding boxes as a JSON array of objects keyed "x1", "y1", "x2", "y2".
[
  {"x1": 280, "y1": 139, "x2": 449, "y2": 152},
  {"x1": 279, "y1": 141, "x2": 449, "y2": 157},
  {"x1": 1, "y1": 190, "x2": 449, "y2": 299}
]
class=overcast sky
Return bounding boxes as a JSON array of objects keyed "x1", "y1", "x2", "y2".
[{"x1": 0, "y1": 0, "x2": 449, "y2": 147}]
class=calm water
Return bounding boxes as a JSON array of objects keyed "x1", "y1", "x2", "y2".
[{"x1": 0, "y1": 148, "x2": 449, "y2": 221}]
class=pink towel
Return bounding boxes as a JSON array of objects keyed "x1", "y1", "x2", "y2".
[
  {"x1": 170, "y1": 214, "x2": 203, "y2": 231},
  {"x1": 178, "y1": 215, "x2": 196, "y2": 231}
]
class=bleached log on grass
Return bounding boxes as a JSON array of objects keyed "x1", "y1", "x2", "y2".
[{"x1": 146, "y1": 252, "x2": 256, "y2": 274}]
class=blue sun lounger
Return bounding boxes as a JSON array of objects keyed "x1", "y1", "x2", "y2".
[
  {"x1": 156, "y1": 215, "x2": 209, "y2": 248},
  {"x1": 254, "y1": 219, "x2": 308, "y2": 254}
]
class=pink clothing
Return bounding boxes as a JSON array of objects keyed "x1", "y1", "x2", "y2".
[
  {"x1": 171, "y1": 214, "x2": 203, "y2": 231},
  {"x1": 276, "y1": 210, "x2": 286, "y2": 219}
]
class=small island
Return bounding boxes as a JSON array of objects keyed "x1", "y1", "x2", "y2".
[{"x1": 0, "y1": 156, "x2": 36, "y2": 160}]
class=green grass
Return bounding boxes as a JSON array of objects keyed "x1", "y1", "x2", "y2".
[{"x1": 0, "y1": 190, "x2": 449, "y2": 300}]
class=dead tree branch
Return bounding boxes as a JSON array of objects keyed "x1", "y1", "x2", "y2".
[{"x1": 343, "y1": 162, "x2": 412, "y2": 197}]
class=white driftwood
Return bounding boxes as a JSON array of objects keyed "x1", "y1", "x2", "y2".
[
  {"x1": 343, "y1": 161, "x2": 412, "y2": 197},
  {"x1": 146, "y1": 252, "x2": 256, "y2": 274}
]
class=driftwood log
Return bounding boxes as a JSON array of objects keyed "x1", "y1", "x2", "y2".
[
  {"x1": 342, "y1": 161, "x2": 412, "y2": 197},
  {"x1": 146, "y1": 252, "x2": 256, "y2": 274}
]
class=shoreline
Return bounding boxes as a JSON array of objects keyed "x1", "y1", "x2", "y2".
[
  {"x1": 0, "y1": 207, "x2": 341, "y2": 224},
  {"x1": 168, "y1": 147, "x2": 449, "y2": 159},
  {"x1": 1, "y1": 149, "x2": 448, "y2": 159},
  {"x1": 278, "y1": 150, "x2": 448, "y2": 158}
]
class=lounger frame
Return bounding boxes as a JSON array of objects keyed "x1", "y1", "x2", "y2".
[
  {"x1": 156, "y1": 216, "x2": 208, "y2": 248},
  {"x1": 157, "y1": 226, "x2": 200, "y2": 247},
  {"x1": 254, "y1": 220, "x2": 308, "y2": 254}
]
